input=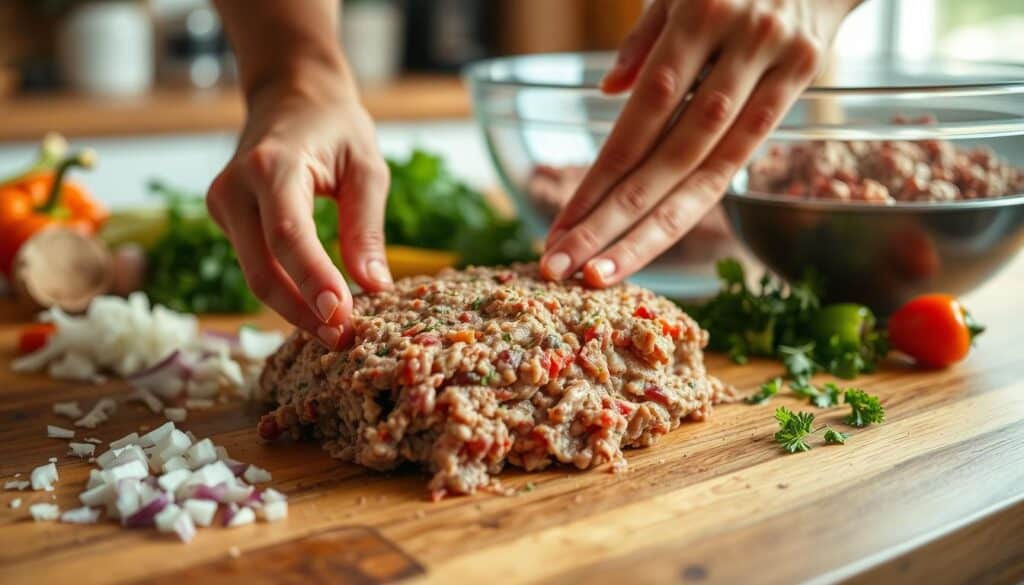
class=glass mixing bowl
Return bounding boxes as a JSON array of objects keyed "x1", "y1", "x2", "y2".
[{"x1": 466, "y1": 54, "x2": 1024, "y2": 311}]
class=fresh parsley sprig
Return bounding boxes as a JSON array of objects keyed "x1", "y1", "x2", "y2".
[
  {"x1": 746, "y1": 378, "x2": 782, "y2": 404},
  {"x1": 774, "y1": 407, "x2": 816, "y2": 453},
  {"x1": 844, "y1": 389, "x2": 885, "y2": 427}
]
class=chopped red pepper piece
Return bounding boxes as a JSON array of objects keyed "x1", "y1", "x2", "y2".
[
  {"x1": 644, "y1": 385, "x2": 670, "y2": 405},
  {"x1": 634, "y1": 305, "x2": 655, "y2": 319},
  {"x1": 17, "y1": 323, "x2": 55, "y2": 355}
]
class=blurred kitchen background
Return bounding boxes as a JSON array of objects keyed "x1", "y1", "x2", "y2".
[{"x1": 0, "y1": 0, "x2": 1022, "y2": 206}]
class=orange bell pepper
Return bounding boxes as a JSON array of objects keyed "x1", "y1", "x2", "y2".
[{"x1": 0, "y1": 149, "x2": 107, "y2": 275}]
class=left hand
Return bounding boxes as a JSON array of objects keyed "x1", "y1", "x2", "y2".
[{"x1": 541, "y1": 0, "x2": 859, "y2": 287}]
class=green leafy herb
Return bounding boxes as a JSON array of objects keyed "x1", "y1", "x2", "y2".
[
  {"x1": 501, "y1": 333, "x2": 512, "y2": 342},
  {"x1": 844, "y1": 389, "x2": 885, "y2": 427},
  {"x1": 375, "y1": 346, "x2": 389, "y2": 357},
  {"x1": 746, "y1": 377, "x2": 782, "y2": 404},
  {"x1": 790, "y1": 379, "x2": 842, "y2": 408},
  {"x1": 823, "y1": 427, "x2": 849, "y2": 445},
  {"x1": 773, "y1": 407, "x2": 816, "y2": 453},
  {"x1": 144, "y1": 181, "x2": 261, "y2": 314}
]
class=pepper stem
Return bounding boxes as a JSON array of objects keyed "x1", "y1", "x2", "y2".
[
  {"x1": 0, "y1": 132, "x2": 69, "y2": 188},
  {"x1": 38, "y1": 149, "x2": 97, "y2": 214},
  {"x1": 964, "y1": 309, "x2": 986, "y2": 343}
]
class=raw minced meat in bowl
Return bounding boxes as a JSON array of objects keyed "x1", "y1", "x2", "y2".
[{"x1": 721, "y1": 58, "x2": 1024, "y2": 314}]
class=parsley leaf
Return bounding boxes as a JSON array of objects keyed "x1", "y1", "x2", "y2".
[
  {"x1": 817, "y1": 383, "x2": 843, "y2": 409},
  {"x1": 774, "y1": 407, "x2": 816, "y2": 453},
  {"x1": 746, "y1": 377, "x2": 782, "y2": 404},
  {"x1": 844, "y1": 388, "x2": 885, "y2": 427},
  {"x1": 824, "y1": 427, "x2": 849, "y2": 445},
  {"x1": 780, "y1": 343, "x2": 819, "y2": 380}
]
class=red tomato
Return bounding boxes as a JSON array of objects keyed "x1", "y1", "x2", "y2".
[
  {"x1": 888, "y1": 294, "x2": 984, "y2": 368},
  {"x1": 17, "y1": 323, "x2": 55, "y2": 355}
]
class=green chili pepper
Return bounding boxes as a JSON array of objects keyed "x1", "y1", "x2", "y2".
[{"x1": 811, "y1": 304, "x2": 875, "y2": 349}]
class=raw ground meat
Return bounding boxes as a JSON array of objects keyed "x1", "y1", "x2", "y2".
[
  {"x1": 748, "y1": 117, "x2": 1024, "y2": 204},
  {"x1": 258, "y1": 264, "x2": 731, "y2": 498}
]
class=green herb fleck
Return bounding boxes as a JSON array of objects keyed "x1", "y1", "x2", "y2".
[
  {"x1": 824, "y1": 427, "x2": 849, "y2": 445},
  {"x1": 375, "y1": 346, "x2": 389, "y2": 357},
  {"x1": 502, "y1": 333, "x2": 512, "y2": 342},
  {"x1": 746, "y1": 378, "x2": 781, "y2": 404},
  {"x1": 773, "y1": 407, "x2": 815, "y2": 454},
  {"x1": 844, "y1": 389, "x2": 885, "y2": 427}
]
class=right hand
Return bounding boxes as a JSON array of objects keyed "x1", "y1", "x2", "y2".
[{"x1": 207, "y1": 72, "x2": 392, "y2": 349}]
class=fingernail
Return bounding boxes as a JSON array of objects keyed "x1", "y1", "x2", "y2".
[
  {"x1": 317, "y1": 325, "x2": 342, "y2": 349},
  {"x1": 315, "y1": 290, "x2": 339, "y2": 323},
  {"x1": 544, "y1": 252, "x2": 571, "y2": 280},
  {"x1": 589, "y1": 258, "x2": 617, "y2": 282},
  {"x1": 367, "y1": 259, "x2": 393, "y2": 286}
]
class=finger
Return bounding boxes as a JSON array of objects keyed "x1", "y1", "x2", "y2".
[
  {"x1": 242, "y1": 143, "x2": 350, "y2": 327},
  {"x1": 542, "y1": 0, "x2": 736, "y2": 275},
  {"x1": 600, "y1": 0, "x2": 669, "y2": 94},
  {"x1": 582, "y1": 64, "x2": 809, "y2": 288},
  {"x1": 336, "y1": 151, "x2": 393, "y2": 292},
  {"x1": 222, "y1": 197, "x2": 349, "y2": 349},
  {"x1": 543, "y1": 27, "x2": 781, "y2": 280}
]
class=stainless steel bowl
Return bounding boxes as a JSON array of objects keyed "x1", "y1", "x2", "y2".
[{"x1": 725, "y1": 58, "x2": 1024, "y2": 314}]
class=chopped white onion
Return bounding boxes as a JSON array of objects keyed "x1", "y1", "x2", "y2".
[
  {"x1": 49, "y1": 352, "x2": 101, "y2": 383},
  {"x1": 185, "y1": 439, "x2": 217, "y2": 470},
  {"x1": 153, "y1": 503, "x2": 182, "y2": 531},
  {"x1": 10, "y1": 498, "x2": 21, "y2": 509},
  {"x1": 79, "y1": 482, "x2": 115, "y2": 507},
  {"x1": 68, "y1": 442, "x2": 96, "y2": 458},
  {"x1": 85, "y1": 437, "x2": 103, "y2": 444},
  {"x1": 139, "y1": 422, "x2": 175, "y2": 448},
  {"x1": 164, "y1": 408, "x2": 187, "y2": 423},
  {"x1": 158, "y1": 469, "x2": 192, "y2": 493},
  {"x1": 47, "y1": 425, "x2": 75, "y2": 439},
  {"x1": 5, "y1": 480, "x2": 30, "y2": 491},
  {"x1": 29, "y1": 503, "x2": 60, "y2": 521},
  {"x1": 261, "y1": 488, "x2": 286, "y2": 504},
  {"x1": 127, "y1": 350, "x2": 192, "y2": 400},
  {"x1": 74, "y1": 398, "x2": 117, "y2": 429},
  {"x1": 129, "y1": 388, "x2": 164, "y2": 414},
  {"x1": 109, "y1": 432, "x2": 139, "y2": 450},
  {"x1": 226, "y1": 504, "x2": 255, "y2": 528},
  {"x1": 183, "y1": 499, "x2": 217, "y2": 527},
  {"x1": 85, "y1": 469, "x2": 104, "y2": 490},
  {"x1": 53, "y1": 401, "x2": 83, "y2": 419},
  {"x1": 239, "y1": 328, "x2": 284, "y2": 361},
  {"x1": 162, "y1": 456, "x2": 190, "y2": 473},
  {"x1": 257, "y1": 500, "x2": 288, "y2": 523},
  {"x1": 101, "y1": 460, "x2": 148, "y2": 484},
  {"x1": 30, "y1": 462, "x2": 58, "y2": 491},
  {"x1": 97, "y1": 445, "x2": 147, "y2": 470},
  {"x1": 61, "y1": 506, "x2": 101, "y2": 524},
  {"x1": 243, "y1": 465, "x2": 272, "y2": 484}
]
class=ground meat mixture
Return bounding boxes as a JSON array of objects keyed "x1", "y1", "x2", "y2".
[
  {"x1": 748, "y1": 119, "x2": 1024, "y2": 204},
  {"x1": 258, "y1": 264, "x2": 731, "y2": 498}
]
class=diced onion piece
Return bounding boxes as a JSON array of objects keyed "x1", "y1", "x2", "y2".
[
  {"x1": 101, "y1": 460, "x2": 148, "y2": 484},
  {"x1": 114, "y1": 480, "x2": 143, "y2": 521},
  {"x1": 58, "y1": 505, "x2": 100, "y2": 524},
  {"x1": 162, "y1": 456, "x2": 190, "y2": 473},
  {"x1": 79, "y1": 482, "x2": 115, "y2": 507},
  {"x1": 223, "y1": 481, "x2": 255, "y2": 503},
  {"x1": 53, "y1": 401, "x2": 83, "y2": 419},
  {"x1": 9, "y1": 498, "x2": 21, "y2": 509},
  {"x1": 97, "y1": 445, "x2": 147, "y2": 470},
  {"x1": 49, "y1": 352, "x2": 101, "y2": 382},
  {"x1": 157, "y1": 469, "x2": 192, "y2": 493},
  {"x1": 74, "y1": 398, "x2": 117, "y2": 429},
  {"x1": 238, "y1": 327, "x2": 284, "y2": 361},
  {"x1": 47, "y1": 425, "x2": 75, "y2": 439},
  {"x1": 185, "y1": 483, "x2": 228, "y2": 503},
  {"x1": 109, "y1": 432, "x2": 139, "y2": 450},
  {"x1": 243, "y1": 465, "x2": 272, "y2": 484},
  {"x1": 171, "y1": 509, "x2": 196, "y2": 543},
  {"x1": 163, "y1": 408, "x2": 187, "y2": 423},
  {"x1": 31, "y1": 462, "x2": 58, "y2": 491},
  {"x1": 124, "y1": 492, "x2": 169, "y2": 528},
  {"x1": 257, "y1": 500, "x2": 288, "y2": 523},
  {"x1": 153, "y1": 503, "x2": 182, "y2": 532},
  {"x1": 129, "y1": 388, "x2": 164, "y2": 414},
  {"x1": 186, "y1": 461, "x2": 235, "y2": 490},
  {"x1": 225, "y1": 504, "x2": 255, "y2": 528},
  {"x1": 68, "y1": 442, "x2": 96, "y2": 458},
  {"x1": 139, "y1": 422, "x2": 175, "y2": 448},
  {"x1": 5, "y1": 480, "x2": 30, "y2": 491},
  {"x1": 85, "y1": 437, "x2": 103, "y2": 444},
  {"x1": 185, "y1": 439, "x2": 217, "y2": 470},
  {"x1": 260, "y1": 488, "x2": 286, "y2": 504},
  {"x1": 127, "y1": 350, "x2": 192, "y2": 400},
  {"x1": 29, "y1": 503, "x2": 60, "y2": 521},
  {"x1": 183, "y1": 499, "x2": 218, "y2": 527},
  {"x1": 85, "y1": 469, "x2": 104, "y2": 490}
]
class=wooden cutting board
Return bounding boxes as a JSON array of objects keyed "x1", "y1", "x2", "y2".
[{"x1": 1, "y1": 259, "x2": 1023, "y2": 585}]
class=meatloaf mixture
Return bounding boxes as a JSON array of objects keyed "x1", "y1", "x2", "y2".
[
  {"x1": 748, "y1": 123, "x2": 1024, "y2": 204},
  {"x1": 258, "y1": 264, "x2": 730, "y2": 498}
]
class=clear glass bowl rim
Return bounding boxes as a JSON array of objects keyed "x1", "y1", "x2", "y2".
[{"x1": 464, "y1": 52, "x2": 1024, "y2": 97}]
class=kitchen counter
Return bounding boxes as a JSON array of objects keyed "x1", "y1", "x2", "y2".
[
  {"x1": 0, "y1": 257, "x2": 1022, "y2": 584},
  {"x1": 0, "y1": 75, "x2": 471, "y2": 141}
]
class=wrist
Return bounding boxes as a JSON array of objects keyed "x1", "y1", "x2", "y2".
[{"x1": 244, "y1": 50, "x2": 358, "y2": 110}]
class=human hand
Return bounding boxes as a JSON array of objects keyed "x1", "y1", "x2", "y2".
[
  {"x1": 541, "y1": 0, "x2": 859, "y2": 287},
  {"x1": 207, "y1": 73, "x2": 392, "y2": 348}
]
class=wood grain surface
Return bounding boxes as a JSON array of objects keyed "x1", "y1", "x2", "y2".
[
  {"x1": 1, "y1": 258, "x2": 1022, "y2": 585},
  {"x1": 0, "y1": 76, "x2": 471, "y2": 141}
]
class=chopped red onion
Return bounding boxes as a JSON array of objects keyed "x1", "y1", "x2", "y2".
[{"x1": 124, "y1": 492, "x2": 169, "y2": 528}]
